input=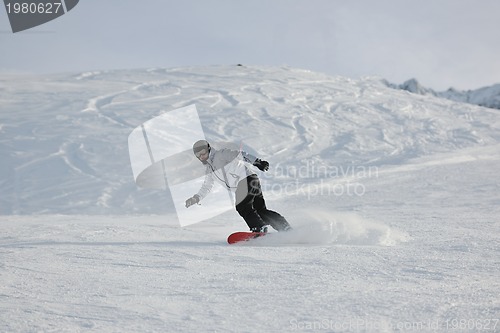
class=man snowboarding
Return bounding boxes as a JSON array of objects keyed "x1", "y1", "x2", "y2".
[{"x1": 185, "y1": 140, "x2": 291, "y2": 233}]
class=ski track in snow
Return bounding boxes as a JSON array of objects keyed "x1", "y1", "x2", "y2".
[{"x1": 1, "y1": 66, "x2": 500, "y2": 332}]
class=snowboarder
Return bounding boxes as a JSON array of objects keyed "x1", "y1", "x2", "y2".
[{"x1": 185, "y1": 140, "x2": 291, "y2": 233}]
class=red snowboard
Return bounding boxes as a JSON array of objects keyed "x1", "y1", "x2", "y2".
[{"x1": 227, "y1": 231, "x2": 267, "y2": 244}]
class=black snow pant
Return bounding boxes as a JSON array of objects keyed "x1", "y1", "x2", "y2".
[{"x1": 235, "y1": 174, "x2": 291, "y2": 231}]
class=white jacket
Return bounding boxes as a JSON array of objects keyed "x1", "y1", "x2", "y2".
[{"x1": 196, "y1": 148, "x2": 258, "y2": 200}]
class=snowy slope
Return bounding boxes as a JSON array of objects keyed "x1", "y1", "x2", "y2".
[
  {"x1": 1, "y1": 66, "x2": 499, "y2": 215},
  {"x1": 1, "y1": 66, "x2": 500, "y2": 332},
  {"x1": 387, "y1": 78, "x2": 500, "y2": 110}
]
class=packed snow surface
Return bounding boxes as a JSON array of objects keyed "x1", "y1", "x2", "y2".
[{"x1": 1, "y1": 66, "x2": 499, "y2": 332}]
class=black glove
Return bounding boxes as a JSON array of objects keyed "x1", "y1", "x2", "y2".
[
  {"x1": 185, "y1": 195, "x2": 200, "y2": 208},
  {"x1": 253, "y1": 158, "x2": 269, "y2": 172}
]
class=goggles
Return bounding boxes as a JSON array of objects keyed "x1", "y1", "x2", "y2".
[{"x1": 195, "y1": 149, "x2": 208, "y2": 158}]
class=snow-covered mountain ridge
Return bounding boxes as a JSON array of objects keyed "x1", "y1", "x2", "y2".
[
  {"x1": 386, "y1": 78, "x2": 500, "y2": 110},
  {"x1": 1, "y1": 65, "x2": 499, "y2": 215}
]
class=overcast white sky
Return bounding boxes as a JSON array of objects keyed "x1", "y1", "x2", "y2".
[{"x1": 1, "y1": 0, "x2": 499, "y2": 90}]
